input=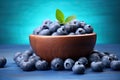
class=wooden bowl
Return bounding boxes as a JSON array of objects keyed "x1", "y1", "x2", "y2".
[{"x1": 29, "y1": 33, "x2": 97, "y2": 62}]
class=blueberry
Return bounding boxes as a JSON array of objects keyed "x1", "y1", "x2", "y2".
[
  {"x1": 15, "y1": 54, "x2": 29, "y2": 66},
  {"x1": 68, "y1": 32, "x2": 75, "y2": 35},
  {"x1": 110, "y1": 60, "x2": 120, "y2": 70},
  {"x1": 35, "y1": 60, "x2": 49, "y2": 70},
  {"x1": 78, "y1": 57, "x2": 88, "y2": 66},
  {"x1": 75, "y1": 28, "x2": 86, "y2": 35},
  {"x1": 57, "y1": 26, "x2": 68, "y2": 35},
  {"x1": 91, "y1": 61, "x2": 104, "y2": 72},
  {"x1": 19, "y1": 58, "x2": 36, "y2": 71},
  {"x1": 51, "y1": 58, "x2": 64, "y2": 70},
  {"x1": 33, "y1": 27, "x2": 41, "y2": 35},
  {"x1": 69, "y1": 19, "x2": 81, "y2": 30},
  {"x1": 0, "y1": 57, "x2": 7, "y2": 68},
  {"x1": 29, "y1": 53, "x2": 41, "y2": 62},
  {"x1": 109, "y1": 54, "x2": 118, "y2": 60},
  {"x1": 51, "y1": 32, "x2": 59, "y2": 36},
  {"x1": 49, "y1": 22, "x2": 60, "y2": 33},
  {"x1": 102, "y1": 56, "x2": 111, "y2": 68},
  {"x1": 80, "y1": 21, "x2": 86, "y2": 27},
  {"x1": 13, "y1": 52, "x2": 22, "y2": 61},
  {"x1": 92, "y1": 50, "x2": 106, "y2": 58},
  {"x1": 72, "y1": 64, "x2": 85, "y2": 74},
  {"x1": 89, "y1": 53, "x2": 101, "y2": 63},
  {"x1": 39, "y1": 29, "x2": 51, "y2": 35},
  {"x1": 64, "y1": 58, "x2": 75, "y2": 70},
  {"x1": 83, "y1": 25, "x2": 93, "y2": 33},
  {"x1": 74, "y1": 61, "x2": 83, "y2": 65},
  {"x1": 42, "y1": 19, "x2": 52, "y2": 26},
  {"x1": 23, "y1": 50, "x2": 33, "y2": 57}
]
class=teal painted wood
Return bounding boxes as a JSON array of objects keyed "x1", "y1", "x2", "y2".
[
  {"x1": 0, "y1": 44, "x2": 120, "y2": 80},
  {"x1": 0, "y1": 0, "x2": 120, "y2": 44}
]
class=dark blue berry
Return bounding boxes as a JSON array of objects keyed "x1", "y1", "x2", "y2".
[
  {"x1": 13, "y1": 52, "x2": 22, "y2": 61},
  {"x1": 69, "y1": 19, "x2": 81, "y2": 29},
  {"x1": 57, "y1": 26, "x2": 68, "y2": 35},
  {"x1": 51, "y1": 32, "x2": 59, "y2": 36},
  {"x1": 80, "y1": 21, "x2": 86, "y2": 27},
  {"x1": 72, "y1": 64, "x2": 85, "y2": 74},
  {"x1": 110, "y1": 60, "x2": 120, "y2": 70},
  {"x1": 51, "y1": 58, "x2": 64, "y2": 70},
  {"x1": 19, "y1": 58, "x2": 36, "y2": 71},
  {"x1": 75, "y1": 28, "x2": 86, "y2": 35},
  {"x1": 83, "y1": 25, "x2": 93, "y2": 33},
  {"x1": 109, "y1": 54, "x2": 118, "y2": 60},
  {"x1": 89, "y1": 53, "x2": 101, "y2": 63},
  {"x1": 64, "y1": 58, "x2": 75, "y2": 70},
  {"x1": 68, "y1": 32, "x2": 75, "y2": 35},
  {"x1": 33, "y1": 27, "x2": 41, "y2": 35},
  {"x1": 78, "y1": 57, "x2": 88, "y2": 66},
  {"x1": 39, "y1": 29, "x2": 51, "y2": 35},
  {"x1": 102, "y1": 56, "x2": 111, "y2": 68},
  {"x1": 49, "y1": 22, "x2": 60, "y2": 33},
  {"x1": 29, "y1": 53, "x2": 41, "y2": 62},
  {"x1": 35, "y1": 60, "x2": 49, "y2": 70},
  {"x1": 91, "y1": 61, "x2": 104, "y2": 72},
  {"x1": 0, "y1": 57, "x2": 7, "y2": 68}
]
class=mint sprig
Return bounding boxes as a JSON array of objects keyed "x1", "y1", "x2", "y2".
[{"x1": 56, "y1": 9, "x2": 76, "y2": 24}]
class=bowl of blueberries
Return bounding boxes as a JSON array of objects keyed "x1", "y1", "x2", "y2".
[{"x1": 29, "y1": 9, "x2": 96, "y2": 62}]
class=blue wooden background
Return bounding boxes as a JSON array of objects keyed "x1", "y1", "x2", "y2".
[{"x1": 0, "y1": 0, "x2": 120, "y2": 44}]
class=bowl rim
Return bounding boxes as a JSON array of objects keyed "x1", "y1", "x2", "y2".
[{"x1": 30, "y1": 33, "x2": 96, "y2": 38}]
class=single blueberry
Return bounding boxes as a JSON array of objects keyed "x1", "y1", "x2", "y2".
[
  {"x1": 102, "y1": 56, "x2": 111, "y2": 68},
  {"x1": 68, "y1": 32, "x2": 75, "y2": 35},
  {"x1": 39, "y1": 29, "x2": 51, "y2": 35},
  {"x1": 0, "y1": 57, "x2": 7, "y2": 68},
  {"x1": 92, "y1": 50, "x2": 106, "y2": 58},
  {"x1": 57, "y1": 26, "x2": 68, "y2": 35},
  {"x1": 51, "y1": 58, "x2": 64, "y2": 70},
  {"x1": 91, "y1": 61, "x2": 104, "y2": 72},
  {"x1": 109, "y1": 54, "x2": 118, "y2": 60},
  {"x1": 33, "y1": 27, "x2": 41, "y2": 35},
  {"x1": 42, "y1": 19, "x2": 52, "y2": 26},
  {"x1": 83, "y1": 25, "x2": 93, "y2": 33},
  {"x1": 110, "y1": 60, "x2": 120, "y2": 70},
  {"x1": 64, "y1": 58, "x2": 75, "y2": 70},
  {"x1": 72, "y1": 64, "x2": 85, "y2": 74},
  {"x1": 78, "y1": 57, "x2": 88, "y2": 66},
  {"x1": 23, "y1": 49, "x2": 33, "y2": 57},
  {"x1": 13, "y1": 52, "x2": 22, "y2": 61},
  {"x1": 35, "y1": 60, "x2": 49, "y2": 70},
  {"x1": 19, "y1": 58, "x2": 36, "y2": 71},
  {"x1": 29, "y1": 53, "x2": 41, "y2": 62},
  {"x1": 49, "y1": 22, "x2": 60, "y2": 33},
  {"x1": 75, "y1": 28, "x2": 86, "y2": 35},
  {"x1": 51, "y1": 32, "x2": 59, "y2": 36},
  {"x1": 69, "y1": 19, "x2": 81, "y2": 30},
  {"x1": 89, "y1": 53, "x2": 101, "y2": 63},
  {"x1": 80, "y1": 21, "x2": 86, "y2": 28}
]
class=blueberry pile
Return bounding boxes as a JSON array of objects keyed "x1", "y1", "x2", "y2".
[
  {"x1": 0, "y1": 56, "x2": 7, "y2": 68},
  {"x1": 33, "y1": 19, "x2": 93, "y2": 36},
  {"x1": 13, "y1": 49, "x2": 120, "y2": 74}
]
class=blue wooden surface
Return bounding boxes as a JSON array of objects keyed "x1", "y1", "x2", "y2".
[{"x1": 0, "y1": 44, "x2": 120, "y2": 80}]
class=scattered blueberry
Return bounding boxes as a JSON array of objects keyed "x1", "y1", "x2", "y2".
[
  {"x1": 109, "y1": 54, "x2": 118, "y2": 60},
  {"x1": 110, "y1": 60, "x2": 120, "y2": 70},
  {"x1": 91, "y1": 61, "x2": 104, "y2": 72},
  {"x1": 35, "y1": 60, "x2": 49, "y2": 70},
  {"x1": 19, "y1": 58, "x2": 36, "y2": 71},
  {"x1": 102, "y1": 56, "x2": 111, "y2": 68},
  {"x1": 89, "y1": 53, "x2": 101, "y2": 63},
  {"x1": 13, "y1": 52, "x2": 22, "y2": 61},
  {"x1": 51, "y1": 58, "x2": 64, "y2": 70},
  {"x1": 0, "y1": 57, "x2": 7, "y2": 68},
  {"x1": 78, "y1": 57, "x2": 88, "y2": 66},
  {"x1": 64, "y1": 58, "x2": 75, "y2": 70},
  {"x1": 72, "y1": 64, "x2": 85, "y2": 74}
]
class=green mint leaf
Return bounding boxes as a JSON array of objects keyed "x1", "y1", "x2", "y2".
[
  {"x1": 65, "y1": 16, "x2": 76, "y2": 23},
  {"x1": 56, "y1": 9, "x2": 64, "y2": 24}
]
